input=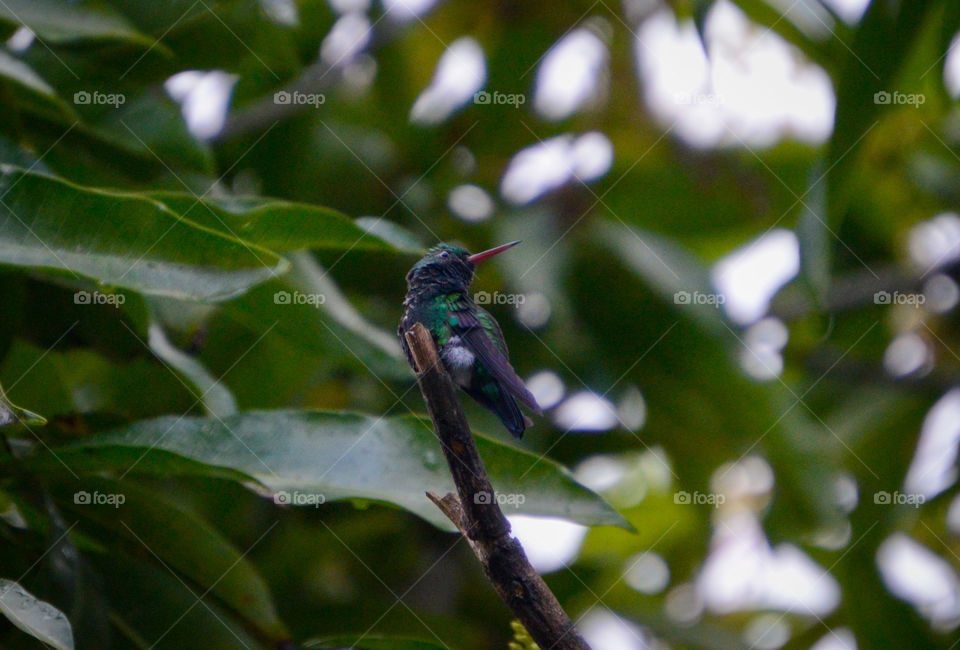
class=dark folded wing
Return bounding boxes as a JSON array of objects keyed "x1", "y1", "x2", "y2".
[{"x1": 450, "y1": 299, "x2": 541, "y2": 414}]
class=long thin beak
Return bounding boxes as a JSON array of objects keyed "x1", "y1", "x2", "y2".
[{"x1": 467, "y1": 240, "x2": 521, "y2": 265}]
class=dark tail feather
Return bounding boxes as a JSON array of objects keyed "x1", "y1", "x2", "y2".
[
  {"x1": 465, "y1": 386, "x2": 527, "y2": 439},
  {"x1": 511, "y1": 383, "x2": 542, "y2": 415}
]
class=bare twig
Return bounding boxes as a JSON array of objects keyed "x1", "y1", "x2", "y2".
[{"x1": 404, "y1": 323, "x2": 591, "y2": 650}]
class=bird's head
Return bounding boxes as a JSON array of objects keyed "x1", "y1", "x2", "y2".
[{"x1": 405, "y1": 241, "x2": 520, "y2": 291}]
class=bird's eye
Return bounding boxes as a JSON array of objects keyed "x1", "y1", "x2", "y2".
[{"x1": 439, "y1": 251, "x2": 449, "y2": 259}]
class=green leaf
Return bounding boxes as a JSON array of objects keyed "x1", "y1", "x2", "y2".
[
  {"x1": 0, "y1": 166, "x2": 288, "y2": 301},
  {"x1": 596, "y1": 220, "x2": 730, "y2": 338},
  {"x1": 833, "y1": 389, "x2": 938, "y2": 648},
  {"x1": 354, "y1": 216, "x2": 426, "y2": 255},
  {"x1": 20, "y1": 443, "x2": 257, "y2": 486},
  {"x1": 90, "y1": 550, "x2": 265, "y2": 649},
  {"x1": 85, "y1": 92, "x2": 214, "y2": 176},
  {"x1": 0, "y1": 339, "x2": 196, "y2": 421},
  {"x1": 146, "y1": 321, "x2": 237, "y2": 418},
  {"x1": 828, "y1": 0, "x2": 939, "y2": 218},
  {"x1": 0, "y1": 49, "x2": 75, "y2": 122},
  {"x1": 216, "y1": 277, "x2": 409, "y2": 385},
  {"x1": 60, "y1": 478, "x2": 286, "y2": 639},
  {"x1": 796, "y1": 194, "x2": 831, "y2": 307},
  {"x1": 0, "y1": 381, "x2": 46, "y2": 427},
  {"x1": 286, "y1": 250, "x2": 403, "y2": 359},
  {"x1": 66, "y1": 409, "x2": 629, "y2": 530},
  {"x1": 0, "y1": 50, "x2": 54, "y2": 99},
  {"x1": 0, "y1": 578, "x2": 74, "y2": 650},
  {"x1": 149, "y1": 192, "x2": 404, "y2": 253},
  {"x1": 0, "y1": 0, "x2": 155, "y2": 47}
]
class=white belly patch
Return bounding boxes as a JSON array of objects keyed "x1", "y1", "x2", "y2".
[{"x1": 443, "y1": 339, "x2": 475, "y2": 387}]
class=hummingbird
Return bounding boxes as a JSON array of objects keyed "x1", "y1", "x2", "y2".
[{"x1": 399, "y1": 241, "x2": 541, "y2": 438}]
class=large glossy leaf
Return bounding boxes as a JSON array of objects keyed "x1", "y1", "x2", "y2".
[
  {"x1": 0, "y1": 49, "x2": 75, "y2": 123},
  {"x1": 0, "y1": 166, "x2": 287, "y2": 301},
  {"x1": 0, "y1": 579, "x2": 74, "y2": 650},
  {"x1": 149, "y1": 192, "x2": 403, "y2": 253},
  {"x1": 0, "y1": 339, "x2": 196, "y2": 421},
  {"x1": 286, "y1": 250, "x2": 403, "y2": 359},
  {"x1": 20, "y1": 444, "x2": 256, "y2": 485},
  {"x1": 354, "y1": 216, "x2": 425, "y2": 255},
  {"x1": 84, "y1": 93, "x2": 215, "y2": 177},
  {"x1": 214, "y1": 277, "x2": 409, "y2": 387},
  {"x1": 0, "y1": 0, "x2": 155, "y2": 46},
  {"x1": 63, "y1": 409, "x2": 629, "y2": 530},
  {"x1": 146, "y1": 321, "x2": 238, "y2": 418},
  {"x1": 89, "y1": 551, "x2": 266, "y2": 650},
  {"x1": 57, "y1": 478, "x2": 286, "y2": 639}
]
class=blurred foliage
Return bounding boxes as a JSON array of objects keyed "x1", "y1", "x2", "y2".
[{"x1": 0, "y1": 0, "x2": 958, "y2": 648}]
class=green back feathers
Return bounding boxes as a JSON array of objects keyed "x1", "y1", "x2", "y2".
[
  {"x1": 425, "y1": 293, "x2": 506, "y2": 355},
  {"x1": 475, "y1": 308, "x2": 507, "y2": 354},
  {"x1": 427, "y1": 293, "x2": 461, "y2": 345}
]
